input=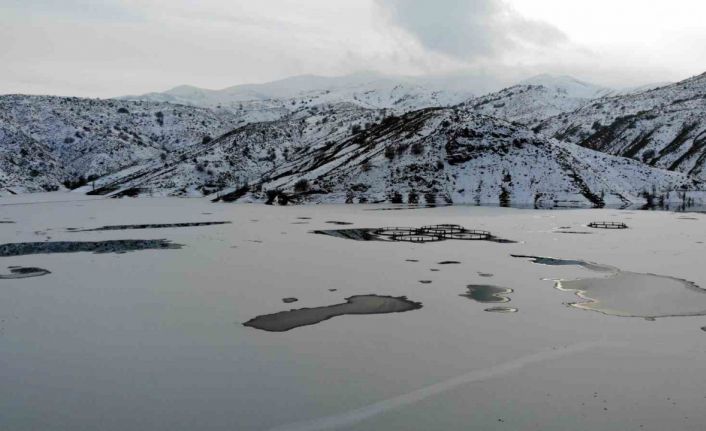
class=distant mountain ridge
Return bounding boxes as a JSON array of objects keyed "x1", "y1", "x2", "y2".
[{"x1": 120, "y1": 72, "x2": 476, "y2": 122}]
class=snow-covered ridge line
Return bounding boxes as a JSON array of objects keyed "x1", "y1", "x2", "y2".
[{"x1": 536, "y1": 72, "x2": 706, "y2": 179}]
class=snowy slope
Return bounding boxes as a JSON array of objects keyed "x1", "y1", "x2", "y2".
[
  {"x1": 89, "y1": 105, "x2": 702, "y2": 207},
  {"x1": 242, "y1": 108, "x2": 699, "y2": 207},
  {"x1": 0, "y1": 117, "x2": 65, "y2": 193},
  {"x1": 0, "y1": 95, "x2": 243, "y2": 183},
  {"x1": 536, "y1": 72, "x2": 706, "y2": 178},
  {"x1": 79, "y1": 103, "x2": 384, "y2": 197}
]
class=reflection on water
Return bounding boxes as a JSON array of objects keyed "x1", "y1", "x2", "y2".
[
  {"x1": 558, "y1": 272, "x2": 706, "y2": 318},
  {"x1": 511, "y1": 255, "x2": 616, "y2": 273},
  {"x1": 244, "y1": 295, "x2": 423, "y2": 332},
  {"x1": 484, "y1": 307, "x2": 518, "y2": 313},
  {"x1": 514, "y1": 254, "x2": 706, "y2": 319},
  {"x1": 0, "y1": 266, "x2": 51, "y2": 279},
  {"x1": 462, "y1": 285, "x2": 513, "y2": 303},
  {"x1": 312, "y1": 228, "x2": 380, "y2": 241},
  {"x1": 69, "y1": 221, "x2": 230, "y2": 232}
]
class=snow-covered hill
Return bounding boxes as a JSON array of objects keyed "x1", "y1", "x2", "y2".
[
  {"x1": 0, "y1": 117, "x2": 65, "y2": 194},
  {"x1": 0, "y1": 95, "x2": 242, "y2": 185},
  {"x1": 3, "y1": 72, "x2": 704, "y2": 205},
  {"x1": 77, "y1": 102, "x2": 383, "y2": 197},
  {"x1": 81, "y1": 105, "x2": 701, "y2": 207},
  {"x1": 122, "y1": 72, "x2": 475, "y2": 119},
  {"x1": 467, "y1": 75, "x2": 634, "y2": 126},
  {"x1": 536, "y1": 72, "x2": 706, "y2": 178},
  {"x1": 463, "y1": 75, "x2": 672, "y2": 127},
  {"x1": 246, "y1": 108, "x2": 700, "y2": 207}
]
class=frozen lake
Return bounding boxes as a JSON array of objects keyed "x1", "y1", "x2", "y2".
[{"x1": 1, "y1": 193, "x2": 706, "y2": 430}]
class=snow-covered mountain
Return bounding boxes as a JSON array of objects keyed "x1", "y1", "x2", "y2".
[
  {"x1": 246, "y1": 108, "x2": 700, "y2": 207},
  {"x1": 2, "y1": 72, "x2": 703, "y2": 206},
  {"x1": 520, "y1": 75, "x2": 615, "y2": 99},
  {"x1": 0, "y1": 95, "x2": 242, "y2": 187},
  {"x1": 536, "y1": 72, "x2": 706, "y2": 178},
  {"x1": 463, "y1": 75, "x2": 673, "y2": 127},
  {"x1": 464, "y1": 75, "x2": 663, "y2": 126},
  {"x1": 80, "y1": 102, "x2": 383, "y2": 197},
  {"x1": 121, "y1": 72, "x2": 475, "y2": 120},
  {"x1": 77, "y1": 105, "x2": 701, "y2": 207}
]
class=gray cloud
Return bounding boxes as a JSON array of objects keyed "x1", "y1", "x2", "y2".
[{"x1": 375, "y1": 0, "x2": 567, "y2": 60}]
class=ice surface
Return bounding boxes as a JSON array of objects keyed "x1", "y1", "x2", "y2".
[{"x1": 1, "y1": 195, "x2": 706, "y2": 431}]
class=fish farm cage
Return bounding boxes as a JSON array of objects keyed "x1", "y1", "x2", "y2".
[
  {"x1": 375, "y1": 225, "x2": 493, "y2": 243},
  {"x1": 587, "y1": 221, "x2": 629, "y2": 229},
  {"x1": 391, "y1": 233, "x2": 445, "y2": 243},
  {"x1": 374, "y1": 227, "x2": 421, "y2": 237}
]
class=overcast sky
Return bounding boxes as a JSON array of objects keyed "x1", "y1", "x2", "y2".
[{"x1": 2, "y1": 0, "x2": 705, "y2": 97}]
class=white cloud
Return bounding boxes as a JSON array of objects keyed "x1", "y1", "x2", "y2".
[
  {"x1": 0, "y1": 0, "x2": 704, "y2": 97},
  {"x1": 374, "y1": 0, "x2": 567, "y2": 61}
]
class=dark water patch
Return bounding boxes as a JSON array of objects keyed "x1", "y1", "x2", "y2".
[
  {"x1": 243, "y1": 295, "x2": 423, "y2": 332},
  {"x1": 588, "y1": 221, "x2": 628, "y2": 229},
  {"x1": 512, "y1": 254, "x2": 616, "y2": 273},
  {"x1": 248, "y1": 240, "x2": 263, "y2": 244},
  {"x1": 365, "y1": 205, "x2": 447, "y2": 211},
  {"x1": 406, "y1": 259, "x2": 419, "y2": 263},
  {"x1": 484, "y1": 307, "x2": 518, "y2": 313},
  {"x1": 462, "y1": 285, "x2": 513, "y2": 303},
  {"x1": 326, "y1": 221, "x2": 354, "y2": 225},
  {"x1": 0, "y1": 239, "x2": 182, "y2": 257},
  {"x1": 678, "y1": 217, "x2": 699, "y2": 220},
  {"x1": 329, "y1": 289, "x2": 337, "y2": 292},
  {"x1": 555, "y1": 231, "x2": 593, "y2": 235},
  {"x1": 487, "y1": 237, "x2": 518, "y2": 244},
  {"x1": 430, "y1": 269, "x2": 440, "y2": 272},
  {"x1": 478, "y1": 272, "x2": 494, "y2": 278},
  {"x1": 419, "y1": 280, "x2": 432, "y2": 284},
  {"x1": 291, "y1": 222, "x2": 310, "y2": 225},
  {"x1": 282, "y1": 298, "x2": 298, "y2": 304},
  {"x1": 0, "y1": 221, "x2": 15, "y2": 224},
  {"x1": 0, "y1": 267, "x2": 51, "y2": 279},
  {"x1": 71, "y1": 221, "x2": 230, "y2": 232},
  {"x1": 701, "y1": 326, "x2": 706, "y2": 332},
  {"x1": 297, "y1": 217, "x2": 312, "y2": 220},
  {"x1": 438, "y1": 261, "x2": 461, "y2": 265}
]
